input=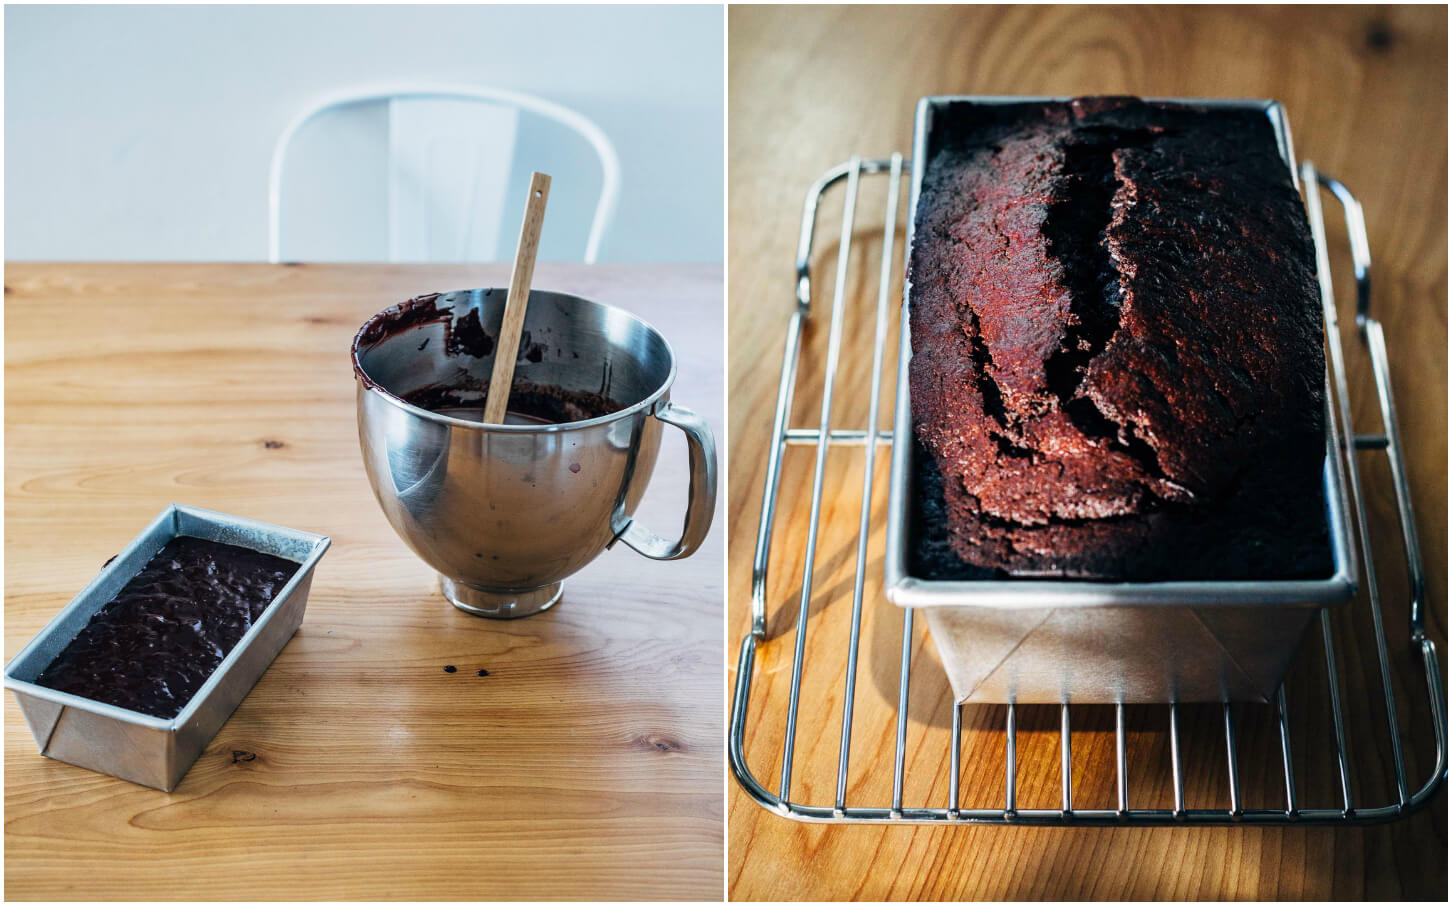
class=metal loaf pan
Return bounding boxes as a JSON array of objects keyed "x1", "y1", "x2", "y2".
[
  {"x1": 4, "y1": 504, "x2": 330, "y2": 791},
  {"x1": 883, "y1": 96, "x2": 1358, "y2": 704}
]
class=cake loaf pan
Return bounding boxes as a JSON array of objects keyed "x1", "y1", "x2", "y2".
[
  {"x1": 883, "y1": 96, "x2": 1358, "y2": 704},
  {"x1": 3, "y1": 504, "x2": 330, "y2": 791}
]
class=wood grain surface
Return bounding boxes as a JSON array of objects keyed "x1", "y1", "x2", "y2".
[
  {"x1": 4, "y1": 262, "x2": 724, "y2": 901},
  {"x1": 727, "y1": 5, "x2": 1447, "y2": 901}
]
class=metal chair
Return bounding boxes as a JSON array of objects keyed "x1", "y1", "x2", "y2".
[{"x1": 268, "y1": 83, "x2": 620, "y2": 263}]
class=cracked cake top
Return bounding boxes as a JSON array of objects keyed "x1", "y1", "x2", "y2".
[{"x1": 908, "y1": 97, "x2": 1329, "y2": 579}]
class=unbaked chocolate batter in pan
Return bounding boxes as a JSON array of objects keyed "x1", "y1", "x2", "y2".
[{"x1": 35, "y1": 537, "x2": 300, "y2": 718}]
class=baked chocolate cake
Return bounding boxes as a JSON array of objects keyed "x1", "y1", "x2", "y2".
[{"x1": 908, "y1": 97, "x2": 1331, "y2": 580}]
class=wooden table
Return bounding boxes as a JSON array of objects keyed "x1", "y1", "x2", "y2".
[
  {"x1": 727, "y1": 5, "x2": 1446, "y2": 900},
  {"x1": 5, "y1": 262, "x2": 724, "y2": 900}
]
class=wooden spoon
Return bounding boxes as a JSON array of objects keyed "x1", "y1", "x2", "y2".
[{"x1": 483, "y1": 171, "x2": 551, "y2": 425}]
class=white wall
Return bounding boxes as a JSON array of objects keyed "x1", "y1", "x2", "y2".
[{"x1": 4, "y1": 4, "x2": 724, "y2": 263}]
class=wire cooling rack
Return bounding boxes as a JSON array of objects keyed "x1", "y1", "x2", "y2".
[{"x1": 728, "y1": 156, "x2": 1447, "y2": 825}]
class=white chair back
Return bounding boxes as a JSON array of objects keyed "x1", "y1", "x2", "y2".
[{"x1": 269, "y1": 84, "x2": 619, "y2": 263}]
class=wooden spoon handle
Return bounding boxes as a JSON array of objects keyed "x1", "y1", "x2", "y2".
[{"x1": 483, "y1": 171, "x2": 551, "y2": 425}]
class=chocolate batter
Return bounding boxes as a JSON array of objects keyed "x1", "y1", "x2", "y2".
[
  {"x1": 35, "y1": 537, "x2": 300, "y2": 718},
  {"x1": 355, "y1": 292, "x2": 619, "y2": 424},
  {"x1": 403, "y1": 378, "x2": 620, "y2": 424}
]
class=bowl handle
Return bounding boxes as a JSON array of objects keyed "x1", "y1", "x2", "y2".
[{"x1": 616, "y1": 401, "x2": 717, "y2": 560}]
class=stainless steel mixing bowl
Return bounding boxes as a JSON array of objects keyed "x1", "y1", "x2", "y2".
[{"x1": 352, "y1": 288, "x2": 716, "y2": 618}]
